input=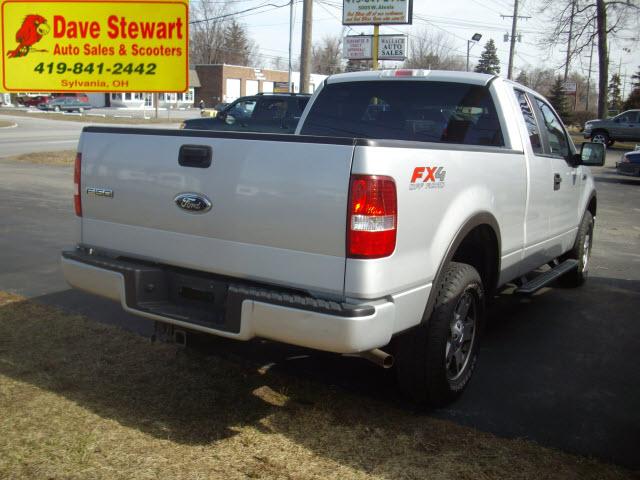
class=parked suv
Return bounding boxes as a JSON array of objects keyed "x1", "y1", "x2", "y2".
[
  {"x1": 583, "y1": 109, "x2": 640, "y2": 146},
  {"x1": 181, "y1": 93, "x2": 311, "y2": 133}
]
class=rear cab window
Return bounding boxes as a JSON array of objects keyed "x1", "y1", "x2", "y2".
[
  {"x1": 300, "y1": 80, "x2": 505, "y2": 147},
  {"x1": 514, "y1": 89, "x2": 543, "y2": 155}
]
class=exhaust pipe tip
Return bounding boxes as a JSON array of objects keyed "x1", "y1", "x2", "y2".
[{"x1": 345, "y1": 348, "x2": 394, "y2": 369}]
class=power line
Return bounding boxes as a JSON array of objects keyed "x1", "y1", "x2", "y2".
[{"x1": 189, "y1": 1, "x2": 290, "y2": 24}]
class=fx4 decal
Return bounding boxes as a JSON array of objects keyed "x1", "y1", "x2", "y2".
[{"x1": 410, "y1": 166, "x2": 446, "y2": 190}]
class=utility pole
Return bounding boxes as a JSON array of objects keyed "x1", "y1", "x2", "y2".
[
  {"x1": 288, "y1": 0, "x2": 294, "y2": 92},
  {"x1": 502, "y1": 1, "x2": 530, "y2": 80},
  {"x1": 300, "y1": 0, "x2": 313, "y2": 94},
  {"x1": 586, "y1": 39, "x2": 594, "y2": 111},
  {"x1": 564, "y1": 0, "x2": 576, "y2": 81}
]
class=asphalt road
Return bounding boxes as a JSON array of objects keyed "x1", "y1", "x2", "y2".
[
  {"x1": 0, "y1": 113, "x2": 183, "y2": 157},
  {"x1": 0, "y1": 144, "x2": 638, "y2": 469},
  {"x1": 0, "y1": 114, "x2": 83, "y2": 157}
]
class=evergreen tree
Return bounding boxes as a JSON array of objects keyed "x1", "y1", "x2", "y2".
[
  {"x1": 515, "y1": 70, "x2": 528, "y2": 87},
  {"x1": 608, "y1": 73, "x2": 622, "y2": 111},
  {"x1": 623, "y1": 88, "x2": 640, "y2": 110},
  {"x1": 222, "y1": 19, "x2": 256, "y2": 66},
  {"x1": 548, "y1": 76, "x2": 571, "y2": 122},
  {"x1": 631, "y1": 66, "x2": 640, "y2": 89},
  {"x1": 474, "y1": 39, "x2": 501, "y2": 75}
]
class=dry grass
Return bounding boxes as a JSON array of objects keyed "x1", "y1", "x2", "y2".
[
  {"x1": 0, "y1": 291, "x2": 636, "y2": 480},
  {"x1": 3, "y1": 150, "x2": 76, "y2": 166},
  {"x1": 0, "y1": 120, "x2": 16, "y2": 128},
  {"x1": 0, "y1": 109, "x2": 181, "y2": 125}
]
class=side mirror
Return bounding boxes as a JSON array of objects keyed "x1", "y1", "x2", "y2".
[
  {"x1": 224, "y1": 114, "x2": 236, "y2": 125},
  {"x1": 579, "y1": 142, "x2": 605, "y2": 166}
]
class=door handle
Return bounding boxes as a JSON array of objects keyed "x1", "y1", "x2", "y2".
[
  {"x1": 178, "y1": 145, "x2": 212, "y2": 168},
  {"x1": 553, "y1": 173, "x2": 562, "y2": 190}
]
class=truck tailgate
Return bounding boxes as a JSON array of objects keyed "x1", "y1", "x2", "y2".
[{"x1": 79, "y1": 128, "x2": 355, "y2": 295}]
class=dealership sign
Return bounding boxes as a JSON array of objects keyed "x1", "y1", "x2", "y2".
[
  {"x1": 1, "y1": 0, "x2": 189, "y2": 92},
  {"x1": 343, "y1": 35, "x2": 408, "y2": 61},
  {"x1": 343, "y1": 0, "x2": 412, "y2": 25}
]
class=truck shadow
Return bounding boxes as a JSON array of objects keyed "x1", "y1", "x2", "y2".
[{"x1": 1, "y1": 275, "x2": 639, "y2": 471}]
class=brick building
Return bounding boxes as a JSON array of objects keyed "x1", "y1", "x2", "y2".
[{"x1": 194, "y1": 64, "x2": 327, "y2": 107}]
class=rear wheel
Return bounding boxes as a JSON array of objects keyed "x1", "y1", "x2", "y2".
[
  {"x1": 53, "y1": 105, "x2": 61, "y2": 112},
  {"x1": 591, "y1": 131, "x2": 609, "y2": 145},
  {"x1": 395, "y1": 262, "x2": 484, "y2": 407},
  {"x1": 560, "y1": 211, "x2": 594, "y2": 287}
]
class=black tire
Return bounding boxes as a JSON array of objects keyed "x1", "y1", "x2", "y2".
[
  {"x1": 591, "y1": 131, "x2": 609, "y2": 145},
  {"x1": 395, "y1": 262, "x2": 485, "y2": 407},
  {"x1": 559, "y1": 211, "x2": 594, "y2": 287}
]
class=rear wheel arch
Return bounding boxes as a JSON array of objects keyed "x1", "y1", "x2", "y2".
[{"x1": 423, "y1": 213, "x2": 501, "y2": 324}]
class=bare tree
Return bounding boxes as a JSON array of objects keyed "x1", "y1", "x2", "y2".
[
  {"x1": 270, "y1": 56, "x2": 286, "y2": 71},
  {"x1": 189, "y1": 0, "x2": 227, "y2": 64},
  {"x1": 312, "y1": 36, "x2": 343, "y2": 74},
  {"x1": 189, "y1": 0, "x2": 260, "y2": 67},
  {"x1": 539, "y1": 0, "x2": 639, "y2": 117},
  {"x1": 403, "y1": 29, "x2": 465, "y2": 70}
]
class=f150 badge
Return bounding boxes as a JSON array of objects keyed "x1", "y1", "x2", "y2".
[
  {"x1": 174, "y1": 193, "x2": 212, "y2": 213},
  {"x1": 410, "y1": 166, "x2": 446, "y2": 190}
]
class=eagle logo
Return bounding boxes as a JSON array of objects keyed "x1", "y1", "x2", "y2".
[{"x1": 7, "y1": 15, "x2": 50, "y2": 58}]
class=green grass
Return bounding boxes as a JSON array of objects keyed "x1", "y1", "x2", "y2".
[{"x1": 0, "y1": 292, "x2": 635, "y2": 480}]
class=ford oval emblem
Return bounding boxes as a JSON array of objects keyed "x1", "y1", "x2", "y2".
[{"x1": 174, "y1": 193, "x2": 212, "y2": 214}]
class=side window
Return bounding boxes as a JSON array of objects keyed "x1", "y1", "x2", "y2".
[
  {"x1": 514, "y1": 90, "x2": 543, "y2": 154},
  {"x1": 252, "y1": 99, "x2": 288, "y2": 122},
  {"x1": 535, "y1": 98, "x2": 569, "y2": 158},
  {"x1": 228, "y1": 99, "x2": 257, "y2": 119},
  {"x1": 617, "y1": 112, "x2": 638, "y2": 123}
]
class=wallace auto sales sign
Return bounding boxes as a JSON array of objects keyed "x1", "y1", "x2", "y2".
[
  {"x1": 343, "y1": 0, "x2": 413, "y2": 25},
  {"x1": 1, "y1": 0, "x2": 188, "y2": 92}
]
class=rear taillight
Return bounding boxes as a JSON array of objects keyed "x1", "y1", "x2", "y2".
[
  {"x1": 74, "y1": 152, "x2": 82, "y2": 216},
  {"x1": 347, "y1": 175, "x2": 397, "y2": 259}
]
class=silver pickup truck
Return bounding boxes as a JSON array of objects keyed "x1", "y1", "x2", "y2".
[{"x1": 61, "y1": 70, "x2": 605, "y2": 406}]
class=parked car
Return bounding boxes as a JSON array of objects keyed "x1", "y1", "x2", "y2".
[
  {"x1": 51, "y1": 93, "x2": 90, "y2": 103},
  {"x1": 19, "y1": 95, "x2": 50, "y2": 107},
  {"x1": 181, "y1": 94, "x2": 311, "y2": 133},
  {"x1": 616, "y1": 147, "x2": 640, "y2": 176},
  {"x1": 63, "y1": 70, "x2": 605, "y2": 407},
  {"x1": 38, "y1": 97, "x2": 92, "y2": 112},
  {"x1": 583, "y1": 109, "x2": 640, "y2": 146}
]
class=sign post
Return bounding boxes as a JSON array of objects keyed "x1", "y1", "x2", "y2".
[
  {"x1": 1, "y1": 0, "x2": 189, "y2": 93},
  {"x1": 372, "y1": 25, "x2": 379, "y2": 70}
]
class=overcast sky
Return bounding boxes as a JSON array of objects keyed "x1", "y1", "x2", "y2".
[{"x1": 212, "y1": 0, "x2": 640, "y2": 92}]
